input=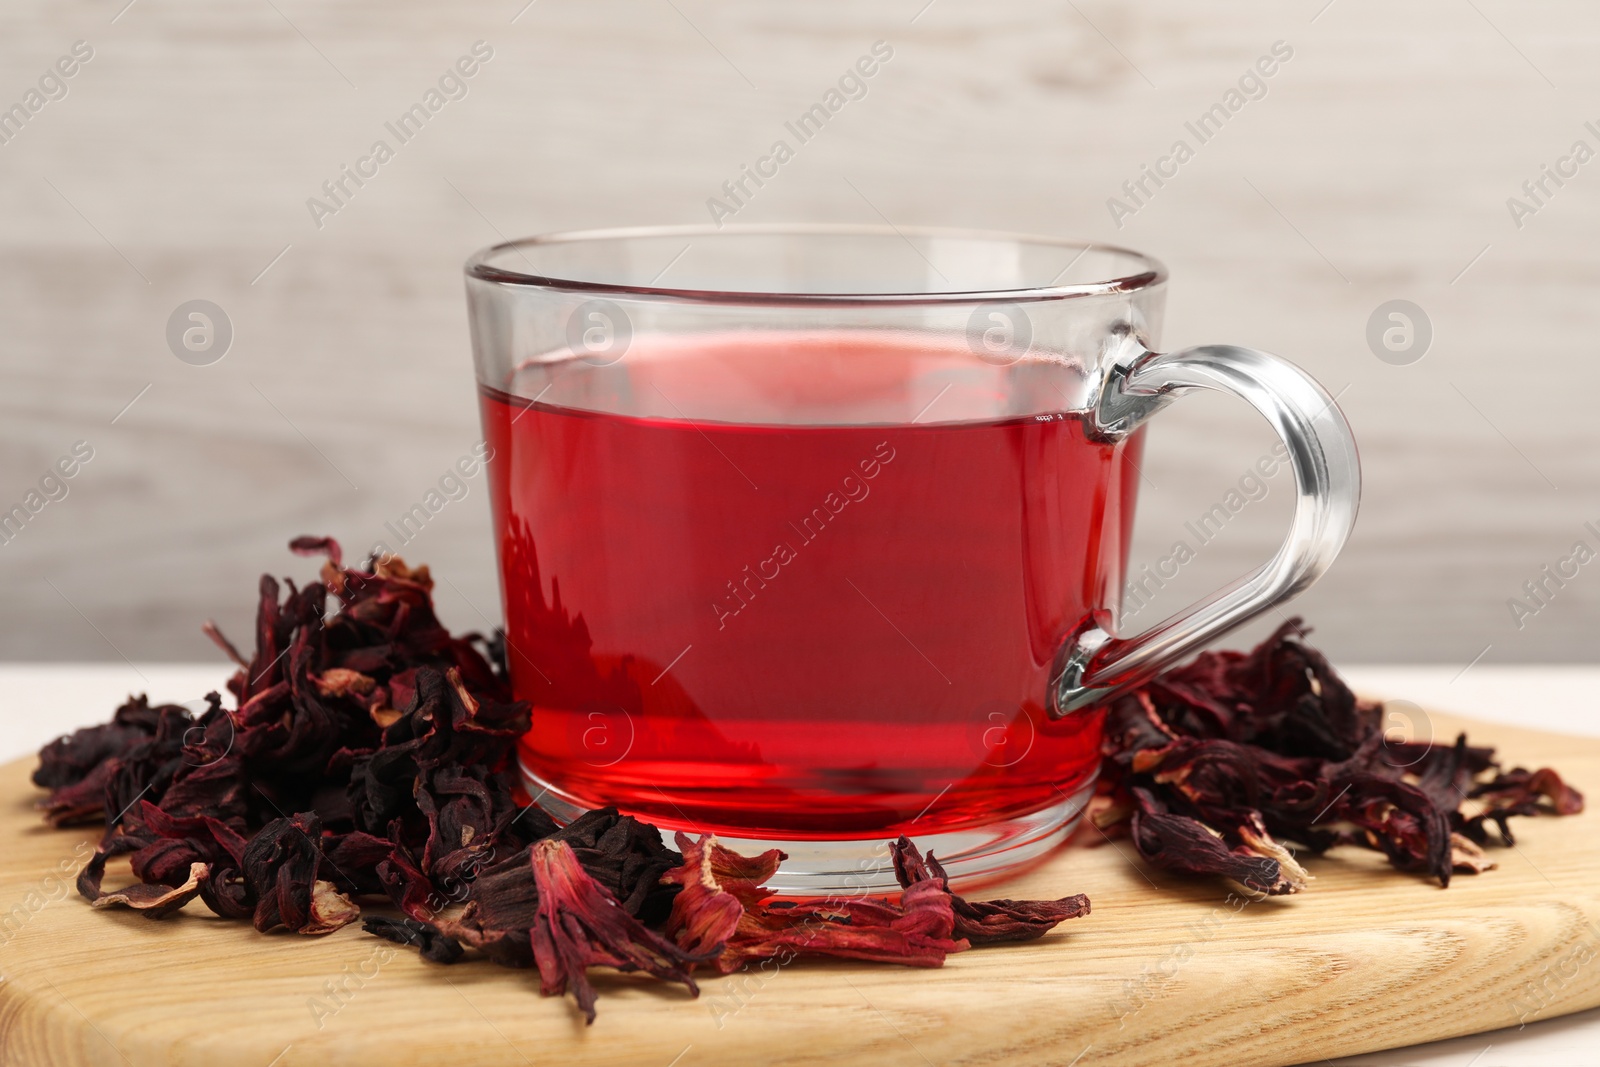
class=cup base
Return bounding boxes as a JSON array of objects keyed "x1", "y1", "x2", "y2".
[{"x1": 520, "y1": 765, "x2": 1095, "y2": 896}]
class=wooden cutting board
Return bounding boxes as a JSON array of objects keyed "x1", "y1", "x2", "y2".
[{"x1": 2, "y1": 711, "x2": 1597, "y2": 1067}]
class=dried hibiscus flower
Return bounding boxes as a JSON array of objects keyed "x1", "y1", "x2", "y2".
[
  {"x1": 386, "y1": 807, "x2": 684, "y2": 972},
  {"x1": 1095, "y1": 619, "x2": 1584, "y2": 894},
  {"x1": 529, "y1": 839, "x2": 704, "y2": 1024},
  {"x1": 660, "y1": 833, "x2": 1088, "y2": 974},
  {"x1": 662, "y1": 832, "x2": 966, "y2": 972},
  {"x1": 891, "y1": 837, "x2": 1090, "y2": 944}
]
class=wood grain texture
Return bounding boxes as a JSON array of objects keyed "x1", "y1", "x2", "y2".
[
  {"x1": 3, "y1": 0, "x2": 1600, "y2": 664},
  {"x1": 1, "y1": 709, "x2": 1595, "y2": 1067}
]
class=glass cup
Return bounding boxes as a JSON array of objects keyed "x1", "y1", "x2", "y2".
[{"x1": 466, "y1": 224, "x2": 1359, "y2": 893}]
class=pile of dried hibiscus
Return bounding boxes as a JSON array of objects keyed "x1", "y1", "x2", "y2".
[
  {"x1": 32, "y1": 538, "x2": 1086, "y2": 1023},
  {"x1": 32, "y1": 539, "x2": 1583, "y2": 1021},
  {"x1": 1093, "y1": 620, "x2": 1584, "y2": 894}
]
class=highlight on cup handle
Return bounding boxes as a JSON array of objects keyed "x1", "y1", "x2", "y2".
[{"x1": 1049, "y1": 333, "x2": 1362, "y2": 718}]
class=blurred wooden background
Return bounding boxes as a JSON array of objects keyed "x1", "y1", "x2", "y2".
[{"x1": 2, "y1": 0, "x2": 1597, "y2": 666}]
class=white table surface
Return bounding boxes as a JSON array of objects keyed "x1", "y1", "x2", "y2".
[{"x1": 3, "y1": 663, "x2": 1597, "y2": 1066}]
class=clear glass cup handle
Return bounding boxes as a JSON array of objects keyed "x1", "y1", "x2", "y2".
[{"x1": 1050, "y1": 334, "x2": 1361, "y2": 717}]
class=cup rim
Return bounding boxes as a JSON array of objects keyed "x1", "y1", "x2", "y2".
[{"x1": 464, "y1": 223, "x2": 1167, "y2": 306}]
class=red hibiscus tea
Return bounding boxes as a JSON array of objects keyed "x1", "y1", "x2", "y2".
[{"x1": 480, "y1": 333, "x2": 1143, "y2": 854}]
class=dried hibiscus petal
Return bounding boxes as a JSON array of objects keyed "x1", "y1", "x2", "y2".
[
  {"x1": 1128, "y1": 788, "x2": 1287, "y2": 894},
  {"x1": 375, "y1": 846, "x2": 439, "y2": 923},
  {"x1": 720, "y1": 887, "x2": 964, "y2": 972},
  {"x1": 243, "y1": 811, "x2": 358, "y2": 934},
  {"x1": 528, "y1": 839, "x2": 703, "y2": 1024},
  {"x1": 1323, "y1": 769, "x2": 1453, "y2": 884},
  {"x1": 89, "y1": 860, "x2": 209, "y2": 919},
  {"x1": 1467, "y1": 765, "x2": 1585, "y2": 846},
  {"x1": 662, "y1": 833, "x2": 968, "y2": 974},
  {"x1": 429, "y1": 847, "x2": 543, "y2": 967},
  {"x1": 890, "y1": 837, "x2": 1090, "y2": 944},
  {"x1": 363, "y1": 916, "x2": 465, "y2": 963},
  {"x1": 551, "y1": 807, "x2": 683, "y2": 924},
  {"x1": 303, "y1": 880, "x2": 362, "y2": 935},
  {"x1": 661, "y1": 833, "x2": 783, "y2": 957},
  {"x1": 200, "y1": 866, "x2": 253, "y2": 920},
  {"x1": 320, "y1": 830, "x2": 395, "y2": 897}
]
